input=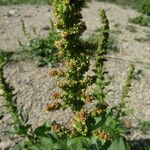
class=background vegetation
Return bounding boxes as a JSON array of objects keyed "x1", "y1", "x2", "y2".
[
  {"x1": 0, "y1": 0, "x2": 50, "y2": 5},
  {"x1": 0, "y1": 0, "x2": 146, "y2": 8}
]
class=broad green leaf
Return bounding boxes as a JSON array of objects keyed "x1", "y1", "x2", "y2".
[
  {"x1": 33, "y1": 122, "x2": 51, "y2": 136},
  {"x1": 47, "y1": 131, "x2": 60, "y2": 142},
  {"x1": 93, "y1": 112, "x2": 107, "y2": 130},
  {"x1": 11, "y1": 124, "x2": 31, "y2": 135},
  {"x1": 88, "y1": 137, "x2": 101, "y2": 150},
  {"x1": 67, "y1": 137, "x2": 89, "y2": 150},
  {"x1": 36, "y1": 136, "x2": 56, "y2": 150},
  {"x1": 53, "y1": 140, "x2": 69, "y2": 150},
  {"x1": 108, "y1": 137, "x2": 130, "y2": 150}
]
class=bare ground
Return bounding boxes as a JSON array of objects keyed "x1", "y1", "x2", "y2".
[{"x1": 0, "y1": 1, "x2": 150, "y2": 149}]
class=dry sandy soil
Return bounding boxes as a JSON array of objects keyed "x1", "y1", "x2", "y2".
[{"x1": 0, "y1": 0, "x2": 150, "y2": 149}]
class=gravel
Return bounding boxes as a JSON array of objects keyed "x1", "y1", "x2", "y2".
[{"x1": 0, "y1": 1, "x2": 150, "y2": 149}]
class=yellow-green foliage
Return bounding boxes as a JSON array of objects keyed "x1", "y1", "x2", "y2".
[
  {"x1": 93, "y1": 9, "x2": 109, "y2": 103},
  {"x1": 0, "y1": 51, "x2": 20, "y2": 124},
  {"x1": 49, "y1": 0, "x2": 92, "y2": 111}
]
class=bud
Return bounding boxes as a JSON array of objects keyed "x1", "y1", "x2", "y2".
[
  {"x1": 51, "y1": 92, "x2": 61, "y2": 100},
  {"x1": 54, "y1": 40, "x2": 62, "y2": 49},
  {"x1": 84, "y1": 94, "x2": 94, "y2": 102},
  {"x1": 94, "y1": 130, "x2": 112, "y2": 141},
  {"x1": 49, "y1": 68, "x2": 58, "y2": 76},
  {"x1": 61, "y1": 31, "x2": 69, "y2": 38},
  {"x1": 51, "y1": 124, "x2": 61, "y2": 133}
]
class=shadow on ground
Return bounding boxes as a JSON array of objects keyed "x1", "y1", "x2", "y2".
[{"x1": 131, "y1": 138, "x2": 150, "y2": 150}]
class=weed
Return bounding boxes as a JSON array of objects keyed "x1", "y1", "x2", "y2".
[
  {"x1": 139, "y1": 120, "x2": 150, "y2": 134},
  {"x1": 19, "y1": 20, "x2": 60, "y2": 67},
  {"x1": 116, "y1": 64, "x2": 135, "y2": 118},
  {"x1": 86, "y1": 31, "x2": 119, "y2": 53},
  {"x1": 93, "y1": 9, "x2": 109, "y2": 103},
  {"x1": 138, "y1": 0, "x2": 150, "y2": 16},
  {"x1": 47, "y1": 3, "x2": 131, "y2": 149},
  {"x1": 98, "y1": 0, "x2": 150, "y2": 16},
  {"x1": 96, "y1": 0, "x2": 143, "y2": 10},
  {"x1": 0, "y1": 50, "x2": 13, "y2": 63},
  {"x1": 0, "y1": 50, "x2": 32, "y2": 129},
  {"x1": 129, "y1": 16, "x2": 150, "y2": 27},
  {"x1": 0, "y1": 0, "x2": 50, "y2": 5}
]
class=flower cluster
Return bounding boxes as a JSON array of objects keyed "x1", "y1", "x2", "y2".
[
  {"x1": 72, "y1": 109, "x2": 89, "y2": 135},
  {"x1": 94, "y1": 130, "x2": 112, "y2": 141},
  {"x1": 50, "y1": 0, "x2": 95, "y2": 111},
  {"x1": 46, "y1": 102, "x2": 61, "y2": 111},
  {"x1": 49, "y1": 68, "x2": 64, "y2": 77}
]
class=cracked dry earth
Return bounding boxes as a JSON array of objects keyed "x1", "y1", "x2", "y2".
[{"x1": 0, "y1": 0, "x2": 150, "y2": 149}]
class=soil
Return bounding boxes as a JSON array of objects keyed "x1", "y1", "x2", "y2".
[{"x1": 0, "y1": 0, "x2": 150, "y2": 149}]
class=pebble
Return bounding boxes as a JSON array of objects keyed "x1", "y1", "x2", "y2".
[
  {"x1": 7, "y1": 10, "x2": 20, "y2": 17},
  {"x1": 41, "y1": 25, "x2": 50, "y2": 31},
  {"x1": 0, "y1": 31, "x2": 5, "y2": 34},
  {"x1": 8, "y1": 10, "x2": 15, "y2": 16}
]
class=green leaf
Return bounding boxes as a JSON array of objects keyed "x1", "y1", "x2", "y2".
[
  {"x1": 11, "y1": 124, "x2": 31, "y2": 135},
  {"x1": 67, "y1": 137, "x2": 89, "y2": 150},
  {"x1": 47, "y1": 131, "x2": 60, "y2": 142},
  {"x1": 11, "y1": 136, "x2": 58, "y2": 150},
  {"x1": 36, "y1": 136, "x2": 56, "y2": 150},
  {"x1": 108, "y1": 137, "x2": 130, "y2": 150},
  {"x1": 33, "y1": 122, "x2": 51, "y2": 136},
  {"x1": 93, "y1": 112, "x2": 107, "y2": 130},
  {"x1": 53, "y1": 140, "x2": 68, "y2": 150},
  {"x1": 88, "y1": 137, "x2": 101, "y2": 150}
]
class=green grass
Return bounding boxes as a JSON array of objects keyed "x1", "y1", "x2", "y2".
[
  {"x1": 18, "y1": 20, "x2": 60, "y2": 67},
  {"x1": 0, "y1": 0, "x2": 50, "y2": 5}
]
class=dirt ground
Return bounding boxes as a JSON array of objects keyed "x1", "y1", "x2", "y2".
[{"x1": 0, "y1": 0, "x2": 150, "y2": 149}]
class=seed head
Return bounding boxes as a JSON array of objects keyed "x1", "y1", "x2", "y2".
[
  {"x1": 46, "y1": 102, "x2": 61, "y2": 111},
  {"x1": 51, "y1": 92, "x2": 61, "y2": 100}
]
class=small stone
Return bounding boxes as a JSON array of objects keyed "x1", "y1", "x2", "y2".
[
  {"x1": 42, "y1": 25, "x2": 50, "y2": 31},
  {"x1": 0, "y1": 113, "x2": 4, "y2": 120},
  {"x1": 7, "y1": 10, "x2": 16, "y2": 16},
  {"x1": 7, "y1": 10, "x2": 20, "y2": 17},
  {"x1": 24, "y1": 15, "x2": 32, "y2": 18}
]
